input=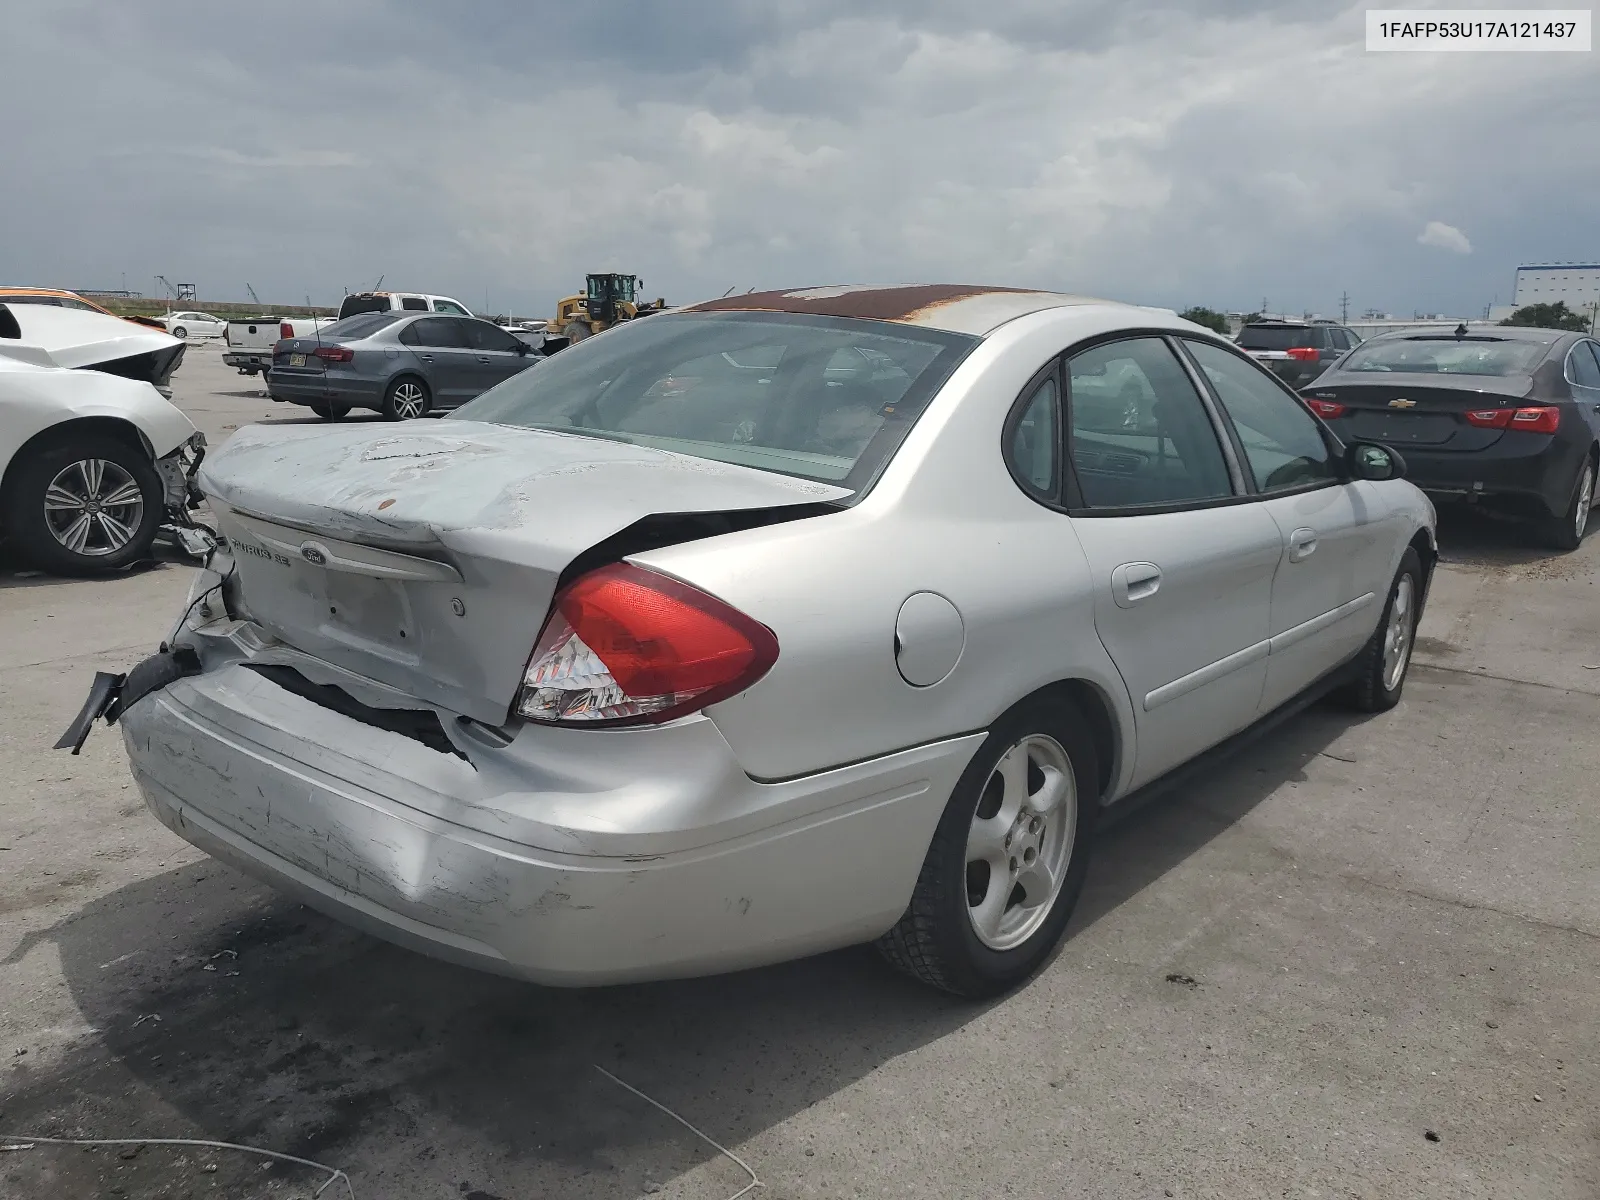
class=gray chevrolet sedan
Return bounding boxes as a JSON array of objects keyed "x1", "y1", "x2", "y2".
[
  {"x1": 266, "y1": 311, "x2": 542, "y2": 420},
  {"x1": 82, "y1": 285, "x2": 1436, "y2": 998}
]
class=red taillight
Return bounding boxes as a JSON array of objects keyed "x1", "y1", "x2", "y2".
[
  {"x1": 1463, "y1": 406, "x2": 1560, "y2": 433},
  {"x1": 313, "y1": 345, "x2": 354, "y2": 362},
  {"x1": 280, "y1": 322, "x2": 294, "y2": 339},
  {"x1": 516, "y1": 562, "x2": 779, "y2": 726},
  {"x1": 1305, "y1": 398, "x2": 1346, "y2": 418},
  {"x1": 1286, "y1": 346, "x2": 1320, "y2": 362},
  {"x1": 1508, "y1": 405, "x2": 1561, "y2": 434}
]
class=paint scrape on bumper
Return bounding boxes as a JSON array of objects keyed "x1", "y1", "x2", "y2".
[{"x1": 121, "y1": 656, "x2": 981, "y2": 986}]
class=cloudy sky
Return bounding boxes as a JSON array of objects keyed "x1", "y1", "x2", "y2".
[{"x1": 3, "y1": 1, "x2": 1596, "y2": 318}]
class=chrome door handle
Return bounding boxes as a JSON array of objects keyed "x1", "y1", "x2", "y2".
[
  {"x1": 476, "y1": 355, "x2": 492, "y2": 363},
  {"x1": 1110, "y1": 562, "x2": 1162, "y2": 608},
  {"x1": 419, "y1": 353, "x2": 434, "y2": 362},
  {"x1": 1288, "y1": 528, "x2": 1318, "y2": 562}
]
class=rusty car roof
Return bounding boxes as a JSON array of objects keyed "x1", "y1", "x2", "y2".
[{"x1": 681, "y1": 284, "x2": 1117, "y2": 337}]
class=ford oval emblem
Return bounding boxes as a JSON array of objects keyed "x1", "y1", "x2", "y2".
[{"x1": 301, "y1": 544, "x2": 328, "y2": 566}]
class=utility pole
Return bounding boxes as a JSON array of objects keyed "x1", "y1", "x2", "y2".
[{"x1": 1340, "y1": 291, "x2": 1349, "y2": 324}]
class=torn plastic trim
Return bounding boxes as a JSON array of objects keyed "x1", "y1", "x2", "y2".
[
  {"x1": 54, "y1": 645, "x2": 203, "y2": 754},
  {"x1": 554, "y1": 501, "x2": 843, "y2": 593}
]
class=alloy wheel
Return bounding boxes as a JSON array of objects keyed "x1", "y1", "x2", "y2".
[
  {"x1": 392, "y1": 382, "x2": 427, "y2": 419},
  {"x1": 1382, "y1": 575, "x2": 1415, "y2": 693},
  {"x1": 963, "y1": 734, "x2": 1077, "y2": 951},
  {"x1": 44, "y1": 458, "x2": 144, "y2": 557},
  {"x1": 1576, "y1": 462, "x2": 1594, "y2": 542}
]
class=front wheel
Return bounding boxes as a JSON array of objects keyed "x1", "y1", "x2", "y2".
[
  {"x1": 877, "y1": 696, "x2": 1099, "y2": 997},
  {"x1": 1336, "y1": 547, "x2": 1423, "y2": 713},
  {"x1": 563, "y1": 320, "x2": 592, "y2": 343},
  {"x1": 1539, "y1": 453, "x2": 1595, "y2": 552},
  {"x1": 2, "y1": 436, "x2": 163, "y2": 575},
  {"x1": 382, "y1": 377, "x2": 430, "y2": 421}
]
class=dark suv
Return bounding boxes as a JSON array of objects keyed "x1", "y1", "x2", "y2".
[{"x1": 1237, "y1": 320, "x2": 1361, "y2": 387}]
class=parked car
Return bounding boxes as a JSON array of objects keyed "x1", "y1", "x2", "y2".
[
  {"x1": 0, "y1": 287, "x2": 169, "y2": 331},
  {"x1": 266, "y1": 311, "x2": 542, "y2": 420},
  {"x1": 0, "y1": 299, "x2": 186, "y2": 399},
  {"x1": 1302, "y1": 326, "x2": 1600, "y2": 549},
  {"x1": 336, "y1": 291, "x2": 474, "y2": 320},
  {"x1": 76, "y1": 285, "x2": 1434, "y2": 998},
  {"x1": 1238, "y1": 319, "x2": 1362, "y2": 387},
  {"x1": 223, "y1": 315, "x2": 338, "y2": 376},
  {"x1": 0, "y1": 303, "x2": 205, "y2": 574},
  {"x1": 160, "y1": 311, "x2": 227, "y2": 340}
]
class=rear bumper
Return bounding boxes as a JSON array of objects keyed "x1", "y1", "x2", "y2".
[
  {"x1": 222, "y1": 352, "x2": 271, "y2": 371},
  {"x1": 1398, "y1": 433, "x2": 1579, "y2": 517},
  {"x1": 119, "y1": 624, "x2": 980, "y2": 986},
  {"x1": 262, "y1": 371, "x2": 383, "y2": 407}
]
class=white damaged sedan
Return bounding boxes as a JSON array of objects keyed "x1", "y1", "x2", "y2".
[{"x1": 71, "y1": 286, "x2": 1436, "y2": 997}]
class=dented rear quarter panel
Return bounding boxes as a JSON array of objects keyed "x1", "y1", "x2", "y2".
[{"x1": 638, "y1": 305, "x2": 1200, "y2": 791}]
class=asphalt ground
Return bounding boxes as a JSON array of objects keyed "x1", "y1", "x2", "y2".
[{"x1": 2, "y1": 345, "x2": 1596, "y2": 1199}]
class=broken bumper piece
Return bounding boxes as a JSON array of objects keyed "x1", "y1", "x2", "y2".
[
  {"x1": 117, "y1": 638, "x2": 981, "y2": 986},
  {"x1": 54, "y1": 645, "x2": 203, "y2": 754}
]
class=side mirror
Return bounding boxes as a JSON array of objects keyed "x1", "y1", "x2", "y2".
[{"x1": 1345, "y1": 441, "x2": 1406, "y2": 482}]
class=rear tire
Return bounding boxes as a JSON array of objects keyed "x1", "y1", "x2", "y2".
[
  {"x1": 3, "y1": 435, "x2": 163, "y2": 576},
  {"x1": 171, "y1": 325, "x2": 187, "y2": 340},
  {"x1": 876, "y1": 696, "x2": 1099, "y2": 997},
  {"x1": 382, "y1": 377, "x2": 430, "y2": 421},
  {"x1": 1538, "y1": 453, "x2": 1595, "y2": 553},
  {"x1": 1336, "y1": 547, "x2": 1422, "y2": 713},
  {"x1": 308, "y1": 401, "x2": 349, "y2": 421}
]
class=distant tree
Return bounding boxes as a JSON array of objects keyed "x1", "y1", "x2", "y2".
[
  {"x1": 1178, "y1": 306, "x2": 1230, "y2": 335},
  {"x1": 1499, "y1": 301, "x2": 1589, "y2": 332},
  {"x1": 1242, "y1": 312, "x2": 1263, "y2": 324}
]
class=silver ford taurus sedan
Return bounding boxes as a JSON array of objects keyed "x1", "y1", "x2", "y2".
[{"x1": 85, "y1": 285, "x2": 1436, "y2": 997}]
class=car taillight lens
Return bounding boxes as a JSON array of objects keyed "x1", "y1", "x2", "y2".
[
  {"x1": 1305, "y1": 398, "x2": 1346, "y2": 418},
  {"x1": 1463, "y1": 406, "x2": 1560, "y2": 433},
  {"x1": 313, "y1": 345, "x2": 354, "y2": 362},
  {"x1": 1286, "y1": 346, "x2": 1320, "y2": 361},
  {"x1": 280, "y1": 322, "x2": 294, "y2": 339},
  {"x1": 516, "y1": 562, "x2": 778, "y2": 726},
  {"x1": 1508, "y1": 405, "x2": 1561, "y2": 434}
]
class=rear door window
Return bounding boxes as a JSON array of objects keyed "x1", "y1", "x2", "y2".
[
  {"x1": 400, "y1": 296, "x2": 428, "y2": 311},
  {"x1": 407, "y1": 317, "x2": 468, "y2": 348},
  {"x1": 433, "y1": 299, "x2": 471, "y2": 315},
  {"x1": 1066, "y1": 338, "x2": 1234, "y2": 509},
  {"x1": 1567, "y1": 342, "x2": 1600, "y2": 389},
  {"x1": 1005, "y1": 372, "x2": 1060, "y2": 499}
]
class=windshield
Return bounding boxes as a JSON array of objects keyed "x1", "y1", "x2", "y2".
[
  {"x1": 1238, "y1": 325, "x2": 1315, "y2": 350},
  {"x1": 1341, "y1": 337, "x2": 1547, "y2": 377},
  {"x1": 317, "y1": 312, "x2": 404, "y2": 340},
  {"x1": 451, "y1": 312, "x2": 976, "y2": 490}
]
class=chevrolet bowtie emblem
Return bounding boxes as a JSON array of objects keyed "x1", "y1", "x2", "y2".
[{"x1": 1388, "y1": 398, "x2": 1417, "y2": 409}]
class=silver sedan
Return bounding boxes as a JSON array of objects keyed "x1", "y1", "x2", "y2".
[{"x1": 93, "y1": 285, "x2": 1435, "y2": 997}]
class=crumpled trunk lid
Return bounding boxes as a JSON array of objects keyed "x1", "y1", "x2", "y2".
[{"x1": 199, "y1": 421, "x2": 848, "y2": 724}]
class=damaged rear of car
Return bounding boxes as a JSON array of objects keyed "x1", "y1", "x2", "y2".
[
  {"x1": 82, "y1": 310, "x2": 980, "y2": 985},
  {"x1": 1, "y1": 303, "x2": 207, "y2": 574}
]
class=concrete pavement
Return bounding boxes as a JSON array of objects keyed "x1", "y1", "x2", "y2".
[{"x1": 1, "y1": 345, "x2": 1595, "y2": 1199}]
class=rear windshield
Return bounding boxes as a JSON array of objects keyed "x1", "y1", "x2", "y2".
[
  {"x1": 1340, "y1": 337, "x2": 1547, "y2": 377},
  {"x1": 1238, "y1": 325, "x2": 1315, "y2": 350},
  {"x1": 317, "y1": 312, "x2": 403, "y2": 340},
  {"x1": 451, "y1": 312, "x2": 976, "y2": 492},
  {"x1": 338, "y1": 295, "x2": 391, "y2": 319}
]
